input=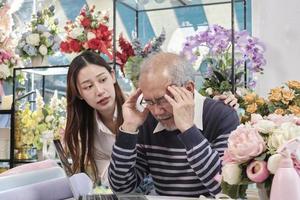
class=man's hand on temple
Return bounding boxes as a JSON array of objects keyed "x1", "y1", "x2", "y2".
[{"x1": 164, "y1": 85, "x2": 195, "y2": 133}]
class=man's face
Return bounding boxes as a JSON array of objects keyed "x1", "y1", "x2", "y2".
[{"x1": 139, "y1": 73, "x2": 177, "y2": 131}]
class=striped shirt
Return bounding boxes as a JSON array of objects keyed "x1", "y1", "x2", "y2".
[{"x1": 108, "y1": 97, "x2": 239, "y2": 197}]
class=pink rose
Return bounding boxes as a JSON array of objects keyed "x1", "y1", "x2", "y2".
[
  {"x1": 246, "y1": 160, "x2": 270, "y2": 183},
  {"x1": 227, "y1": 125, "x2": 266, "y2": 163}
]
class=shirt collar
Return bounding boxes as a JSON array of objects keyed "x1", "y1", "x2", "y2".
[
  {"x1": 153, "y1": 90, "x2": 206, "y2": 133},
  {"x1": 95, "y1": 105, "x2": 118, "y2": 135}
]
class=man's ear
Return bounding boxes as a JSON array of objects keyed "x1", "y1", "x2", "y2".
[{"x1": 185, "y1": 81, "x2": 195, "y2": 92}]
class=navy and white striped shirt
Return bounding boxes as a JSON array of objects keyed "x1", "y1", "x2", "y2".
[{"x1": 108, "y1": 97, "x2": 239, "y2": 197}]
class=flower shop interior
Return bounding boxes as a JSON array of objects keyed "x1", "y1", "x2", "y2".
[{"x1": 0, "y1": 0, "x2": 300, "y2": 200}]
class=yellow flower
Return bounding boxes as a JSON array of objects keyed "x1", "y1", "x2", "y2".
[
  {"x1": 289, "y1": 105, "x2": 300, "y2": 116},
  {"x1": 244, "y1": 93, "x2": 257, "y2": 103},
  {"x1": 274, "y1": 108, "x2": 285, "y2": 115},
  {"x1": 246, "y1": 103, "x2": 258, "y2": 113},
  {"x1": 282, "y1": 89, "x2": 295, "y2": 103},
  {"x1": 268, "y1": 87, "x2": 282, "y2": 102},
  {"x1": 287, "y1": 80, "x2": 300, "y2": 89},
  {"x1": 256, "y1": 97, "x2": 265, "y2": 106}
]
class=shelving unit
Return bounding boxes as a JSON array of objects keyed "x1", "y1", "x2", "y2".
[
  {"x1": 113, "y1": 0, "x2": 249, "y2": 91},
  {"x1": 6, "y1": 65, "x2": 69, "y2": 168}
]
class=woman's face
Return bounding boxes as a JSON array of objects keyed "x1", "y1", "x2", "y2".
[{"x1": 76, "y1": 64, "x2": 116, "y2": 113}]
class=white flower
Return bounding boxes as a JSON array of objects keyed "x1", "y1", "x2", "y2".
[
  {"x1": 42, "y1": 32, "x2": 51, "y2": 38},
  {"x1": 26, "y1": 33, "x2": 40, "y2": 46},
  {"x1": 50, "y1": 90, "x2": 59, "y2": 110},
  {"x1": 38, "y1": 44, "x2": 48, "y2": 56},
  {"x1": 45, "y1": 115, "x2": 55, "y2": 123},
  {"x1": 87, "y1": 32, "x2": 96, "y2": 40},
  {"x1": 70, "y1": 27, "x2": 84, "y2": 39},
  {"x1": 253, "y1": 119, "x2": 276, "y2": 134},
  {"x1": 0, "y1": 63, "x2": 11, "y2": 79},
  {"x1": 250, "y1": 113, "x2": 263, "y2": 124},
  {"x1": 268, "y1": 122, "x2": 300, "y2": 150},
  {"x1": 267, "y1": 154, "x2": 283, "y2": 174},
  {"x1": 222, "y1": 163, "x2": 242, "y2": 185},
  {"x1": 205, "y1": 87, "x2": 213, "y2": 95},
  {"x1": 236, "y1": 87, "x2": 248, "y2": 96}
]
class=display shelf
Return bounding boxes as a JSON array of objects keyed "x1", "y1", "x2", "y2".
[
  {"x1": 7, "y1": 65, "x2": 69, "y2": 168},
  {"x1": 0, "y1": 109, "x2": 12, "y2": 114}
]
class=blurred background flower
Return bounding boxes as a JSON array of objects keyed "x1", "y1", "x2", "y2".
[
  {"x1": 180, "y1": 24, "x2": 266, "y2": 97},
  {"x1": 15, "y1": 90, "x2": 66, "y2": 152},
  {"x1": 116, "y1": 29, "x2": 166, "y2": 88},
  {"x1": 15, "y1": 5, "x2": 60, "y2": 60},
  {"x1": 60, "y1": 4, "x2": 112, "y2": 59}
]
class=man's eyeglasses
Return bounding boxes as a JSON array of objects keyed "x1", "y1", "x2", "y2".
[{"x1": 140, "y1": 95, "x2": 169, "y2": 107}]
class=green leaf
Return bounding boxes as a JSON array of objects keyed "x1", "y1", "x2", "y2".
[
  {"x1": 213, "y1": 70, "x2": 226, "y2": 82},
  {"x1": 254, "y1": 153, "x2": 267, "y2": 161},
  {"x1": 221, "y1": 181, "x2": 248, "y2": 199}
]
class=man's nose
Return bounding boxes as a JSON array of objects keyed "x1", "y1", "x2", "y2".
[{"x1": 152, "y1": 104, "x2": 165, "y2": 116}]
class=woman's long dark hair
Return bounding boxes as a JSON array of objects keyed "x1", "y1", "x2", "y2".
[{"x1": 64, "y1": 51, "x2": 125, "y2": 181}]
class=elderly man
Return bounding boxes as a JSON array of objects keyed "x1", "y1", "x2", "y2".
[{"x1": 108, "y1": 52, "x2": 239, "y2": 197}]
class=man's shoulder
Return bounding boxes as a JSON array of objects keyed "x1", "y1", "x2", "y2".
[{"x1": 203, "y1": 97, "x2": 237, "y2": 118}]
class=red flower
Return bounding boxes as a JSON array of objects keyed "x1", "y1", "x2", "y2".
[
  {"x1": 60, "y1": 5, "x2": 113, "y2": 58},
  {"x1": 60, "y1": 41, "x2": 70, "y2": 53},
  {"x1": 81, "y1": 18, "x2": 91, "y2": 28},
  {"x1": 116, "y1": 34, "x2": 135, "y2": 74},
  {"x1": 87, "y1": 38, "x2": 101, "y2": 50},
  {"x1": 69, "y1": 40, "x2": 81, "y2": 52}
]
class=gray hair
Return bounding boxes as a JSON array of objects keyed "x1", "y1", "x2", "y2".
[{"x1": 139, "y1": 52, "x2": 196, "y2": 86}]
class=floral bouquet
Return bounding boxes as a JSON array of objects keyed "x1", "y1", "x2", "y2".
[
  {"x1": 221, "y1": 113, "x2": 300, "y2": 199},
  {"x1": 116, "y1": 30, "x2": 166, "y2": 88},
  {"x1": 60, "y1": 5, "x2": 113, "y2": 59},
  {"x1": 15, "y1": 90, "x2": 66, "y2": 152},
  {"x1": 0, "y1": 27, "x2": 24, "y2": 84},
  {"x1": 0, "y1": 49, "x2": 20, "y2": 81},
  {"x1": 180, "y1": 24, "x2": 266, "y2": 97},
  {"x1": 237, "y1": 80, "x2": 300, "y2": 123},
  {"x1": 267, "y1": 80, "x2": 300, "y2": 116},
  {"x1": 16, "y1": 5, "x2": 60, "y2": 60}
]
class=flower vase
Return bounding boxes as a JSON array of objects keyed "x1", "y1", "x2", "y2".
[
  {"x1": 257, "y1": 183, "x2": 269, "y2": 200},
  {"x1": 31, "y1": 55, "x2": 48, "y2": 67}
]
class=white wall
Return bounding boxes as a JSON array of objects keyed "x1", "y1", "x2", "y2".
[{"x1": 252, "y1": 0, "x2": 300, "y2": 97}]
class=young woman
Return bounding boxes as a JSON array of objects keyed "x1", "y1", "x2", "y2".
[
  {"x1": 64, "y1": 50, "x2": 239, "y2": 187},
  {"x1": 64, "y1": 51, "x2": 125, "y2": 185}
]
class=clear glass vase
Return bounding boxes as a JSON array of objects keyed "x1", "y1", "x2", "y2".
[{"x1": 257, "y1": 183, "x2": 269, "y2": 200}]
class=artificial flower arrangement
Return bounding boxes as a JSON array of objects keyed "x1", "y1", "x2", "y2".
[
  {"x1": 267, "y1": 80, "x2": 300, "y2": 116},
  {"x1": 221, "y1": 113, "x2": 300, "y2": 199},
  {"x1": 180, "y1": 24, "x2": 266, "y2": 97},
  {"x1": 116, "y1": 30, "x2": 166, "y2": 88},
  {"x1": 0, "y1": 48, "x2": 20, "y2": 81},
  {"x1": 237, "y1": 80, "x2": 300, "y2": 123},
  {"x1": 0, "y1": 3, "x2": 25, "y2": 84},
  {"x1": 60, "y1": 5, "x2": 113, "y2": 59},
  {"x1": 15, "y1": 90, "x2": 66, "y2": 153},
  {"x1": 16, "y1": 5, "x2": 60, "y2": 60}
]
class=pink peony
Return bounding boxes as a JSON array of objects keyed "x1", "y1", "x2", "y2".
[{"x1": 227, "y1": 125, "x2": 266, "y2": 163}]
